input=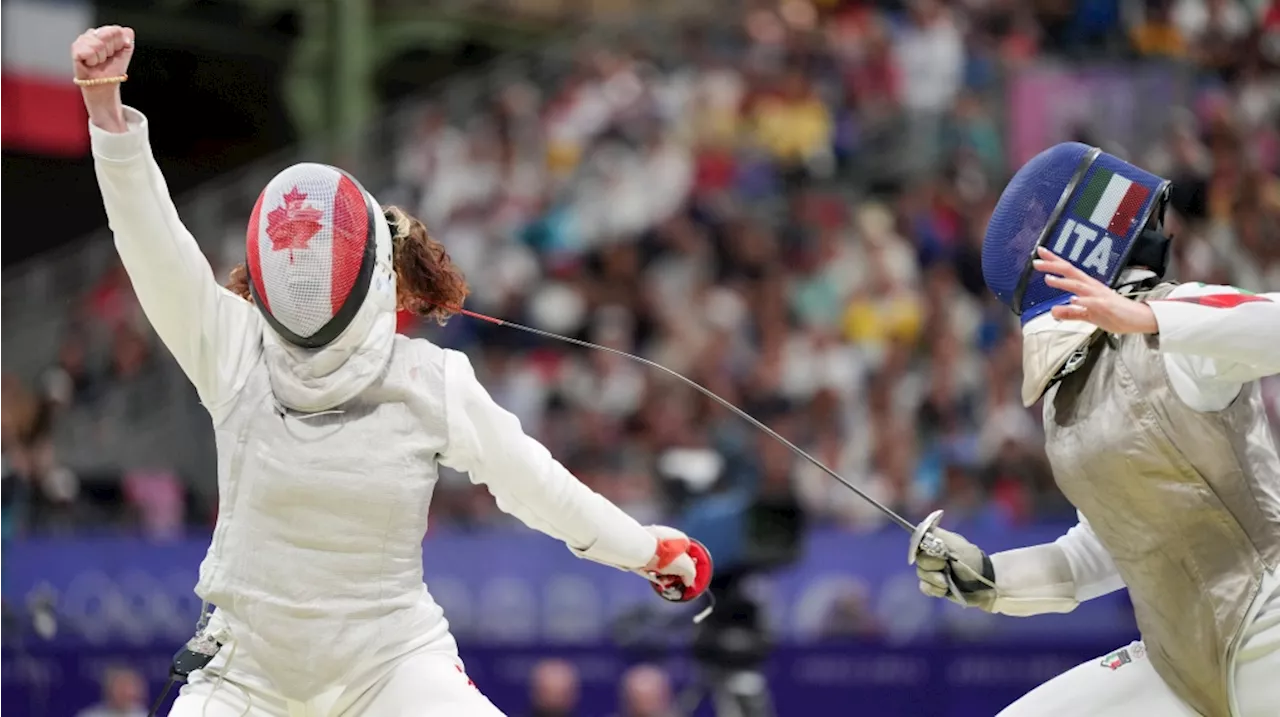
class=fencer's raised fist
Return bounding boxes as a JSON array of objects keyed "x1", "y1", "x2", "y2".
[
  {"x1": 915, "y1": 527, "x2": 998, "y2": 611},
  {"x1": 71, "y1": 25, "x2": 135, "y2": 83}
]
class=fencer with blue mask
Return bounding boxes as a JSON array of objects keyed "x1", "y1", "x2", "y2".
[{"x1": 909, "y1": 142, "x2": 1280, "y2": 717}]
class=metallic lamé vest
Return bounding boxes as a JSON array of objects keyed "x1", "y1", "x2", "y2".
[{"x1": 1042, "y1": 285, "x2": 1280, "y2": 717}]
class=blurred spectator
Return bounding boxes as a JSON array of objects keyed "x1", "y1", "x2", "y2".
[
  {"x1": 0, "y1": 483, "x2": 17, "y2": 553},
  {"x1": 1176, "y1": 0, "x2": 1253, "y2": 50},
  {"x1": 750, "y1": 69, "x2": 834, "y2": 182},
  {"x1": 83, "y1": 262, "x2": 138, "y2": 331},
  {"x1": 528, "y1": 658, "x2": 581, "y2": 717},
  {"x1": 895, "y1": 0, "x2": 965, "y2": 174},
  {"x1": 75, "y1": 665, "x2": 148, "y2": 717},
  {"x1": 41, "y1": 328, "x2": 101, "y2": 408},
  {"x1": 947, "y1": 92, "x2": 1003, "y2": 175},
  {"x1": 123, "y1": 470, "x2": 186, "y2": 540},
  {"x1": 819, "y1": 583, "x2": 884, "y2": 639},
  {"x1": 1129, "y1": 0, "x2": 1190, "y2": 58},
  {"x1": 1264, "y1": 3, "x2": 1280, "y2": 66},
  {"x1": 841, "y1": 263, "x2": 923, "y2": 356},
  {"x1": 5, "y1": 0, "x2": 1279, "y2": 539},
  {"x1": 2, "y1": 374, "x2": 80, "y2": 536},
  {"x1": 615, "y1": 664, "x2": 676, "y2": 717},
  {"x1": 1049, "y1": 0, "x2": 1121, "y2": 55},
  {"x1": 109, "y1": 325, "x2": 152, "y2": 384},
  {"x1": 1197, "y1": 12, "x2": 1254, "y2": 75}
]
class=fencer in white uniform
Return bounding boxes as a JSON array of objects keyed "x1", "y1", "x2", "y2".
[
  {"x1": 910, "y1": 143, "x2": 1280, "y2": 717},
  {"x1": 73, "y1": 26, "x2": 712, "y2": 717}
]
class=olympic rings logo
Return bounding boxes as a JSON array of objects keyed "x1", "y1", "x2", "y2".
[
  {"x1": 429, "y1": 574, "x2": 609, "y2": 643},
  {"x1": 22, "y1": 566, "x2": 933, "y2": 647},
  {"x1": 34, "y1": 570, "x2": 205, "y2": 646}
]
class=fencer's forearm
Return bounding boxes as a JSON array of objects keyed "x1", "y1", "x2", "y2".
[
  {"x1": 988, "y1": 544, "x2": 1079, "y2": 616},
  {"x1": 91, "y1": 107, "x2": 232, "y2": 402},
  {"x1": 83, "y1": 86, "x2": 126, "y2": 133},
  {"x1": 441, "y1": 351, "x2": 657, "y2": 570},
  {"x1": 1148, "y1": 288, "x2": 1280, "y2": 378},
  {"x1": 987, "y1": 515, "x2": 1127, "y2": 615},
  {"x1": 1055, "y1": 516, "x2": 1126, "y2": 601}
]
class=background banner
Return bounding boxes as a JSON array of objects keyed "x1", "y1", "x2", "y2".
[
  {"x1": 2, "y1": 526, "x2": 1137, "y2": 649},
  {"x1": 2, "y1": 526, "x2": 1141, "y2": 715},
  {"x1": 1007, "y1": 64, "x2": 1196, "y2": 171}
]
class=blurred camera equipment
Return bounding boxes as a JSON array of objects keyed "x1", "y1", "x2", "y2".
[{"x1": 654, "y1": 444, "x2": 806, "y2": 717}]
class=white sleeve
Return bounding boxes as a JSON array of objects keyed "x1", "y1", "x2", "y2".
[
  {"x1": 91, "y1": 107, "x2": 261, "y2": 419},
  {"x1": 438, "y1": 349, "x2": 657, "y2": 571},
  {"x1": 1054, "y1": 512, "x2": 1126, "y2": 601},
  {"x1": 1149, "y1": 283, "x2": 1280, "y2": 383},
  {"x1": 985, "y1": 512, "x2": 1124, "y2": 616},
  {"x1": 987, "y1": 542, "x2": 1079, "y2": 617}
]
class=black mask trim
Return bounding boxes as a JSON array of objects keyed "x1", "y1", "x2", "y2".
[
  {"x1": 1123, "y1": 183, "x2": 1174, "y2": 280},
  {"x1": 1013, "y1": 159, "x2": 1174, "y2": 317},
  {"x1": 1127, "y1": 228, "x2": 1174, "y2": 280},
  {"x1": 246, "y1": 168, "x2": 380, "y2": 349},
  {"x1": 1011, "y1": 147, "x2": 1100, "y2": 316}
]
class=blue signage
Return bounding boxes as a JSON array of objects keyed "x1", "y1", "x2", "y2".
[
  {"x1": 2, "y1": 526, "x2": 1136, "y2": 649},
  {"x1": 1, "y1": 527, "x2": 1141, "y2": 716}
]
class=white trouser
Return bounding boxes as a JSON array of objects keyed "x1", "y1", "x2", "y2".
[
  {"x1": 167, "y1": 649, "x2": 505, "y2": 717},
  {"x1": 999, "y1": 571, "x2": 1280, "y2": 717}
]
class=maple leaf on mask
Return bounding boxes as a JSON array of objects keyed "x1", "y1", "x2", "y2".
[{"x1": 265, "y1": 187, "x2": 325, "y2": 259}]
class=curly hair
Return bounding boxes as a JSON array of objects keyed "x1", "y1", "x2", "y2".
[{"x1": 225, "y1": 205, "x2": 469, "y2": 326}]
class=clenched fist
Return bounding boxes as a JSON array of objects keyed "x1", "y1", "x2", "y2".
[
  {"x1": 71, "y1": 25, "x2": 135, "y2": 132},
  {"x1": 643, "y1": 526, "x2": 713, "y2": 603},
  {"x1": 914, "y1": 526, "x2": 997, "y2": 611}
]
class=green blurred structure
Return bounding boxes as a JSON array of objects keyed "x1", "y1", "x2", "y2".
[
  {"x1": 280, "y1": 0, "x2": 566, "y2": 163},
  {"x1": 119, "y1": 0, "x2": 559, "y2": 162},
  {"x1": 111, "y1": 0, "x2": 721, "y2": 164}
]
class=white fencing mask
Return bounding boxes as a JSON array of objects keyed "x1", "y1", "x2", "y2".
[{"x1": 245, "y1": 163, "x2": 393, "y2": 348}]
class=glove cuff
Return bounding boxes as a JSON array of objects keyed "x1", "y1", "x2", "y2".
[
  {"x1": 950, "y1": 552, "x2": 996, "y2": 594},
  {"x1": 987, "y1": 544, "x2": 1081, "y2": 616},
  {"x1": 991, "y1": 594, "x2": 1079, "y2": 617}
]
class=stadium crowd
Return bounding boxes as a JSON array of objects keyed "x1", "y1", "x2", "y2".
[
  {"x1": 4, "y1": 0, "x2": 1280, "y2": 540},
  {"x1": 58, "y1": 657, "x2": 679, "y2": 717}
]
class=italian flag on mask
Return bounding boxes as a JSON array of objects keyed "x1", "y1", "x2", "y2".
[
  {"x1": 1074, "y1": 167, "x2": 1152, "y2": 236},
  {"x1": 2, "y1": 0, "x2": 94, "y2": 156}
]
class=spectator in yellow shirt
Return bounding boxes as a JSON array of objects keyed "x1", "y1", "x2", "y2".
[
  {"x1": 1129, "y1": 0, "x2": 1188, "y2": 58},
  {"x1": 751, "y1": 70, "x2": 833, "y2": 172}
]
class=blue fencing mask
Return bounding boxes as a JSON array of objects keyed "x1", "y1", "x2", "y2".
[{"x1": 982, "y1": 142, "x2": 1172, "y2": 324}]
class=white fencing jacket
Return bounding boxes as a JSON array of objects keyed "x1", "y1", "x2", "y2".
[
  {"x1": 992, "y1": 283, "x2": 1280, "y2": 617},
  {"x1": 92, "y1": 108, "x2": 658, "y2": 699}
]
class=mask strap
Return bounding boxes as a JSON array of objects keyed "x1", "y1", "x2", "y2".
[{"x1": 1011, "y1": 147, "x2": 1101, "y2": 316}]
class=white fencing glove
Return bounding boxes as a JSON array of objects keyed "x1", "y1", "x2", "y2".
[
  {"x1": 641, "y1": 525, "x2": 713, "y2": 603},
  {"x1": 914, "y1": 527, "x2": 998, "y2": 611}
]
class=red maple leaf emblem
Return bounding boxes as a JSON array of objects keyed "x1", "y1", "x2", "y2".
[{"x1": 265, "y1": 186, "x2": 324, "y2": 260}]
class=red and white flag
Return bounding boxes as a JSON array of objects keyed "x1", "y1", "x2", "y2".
[{"x1": 2, "y1": 0, "x2": 94, "y2": 156}]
